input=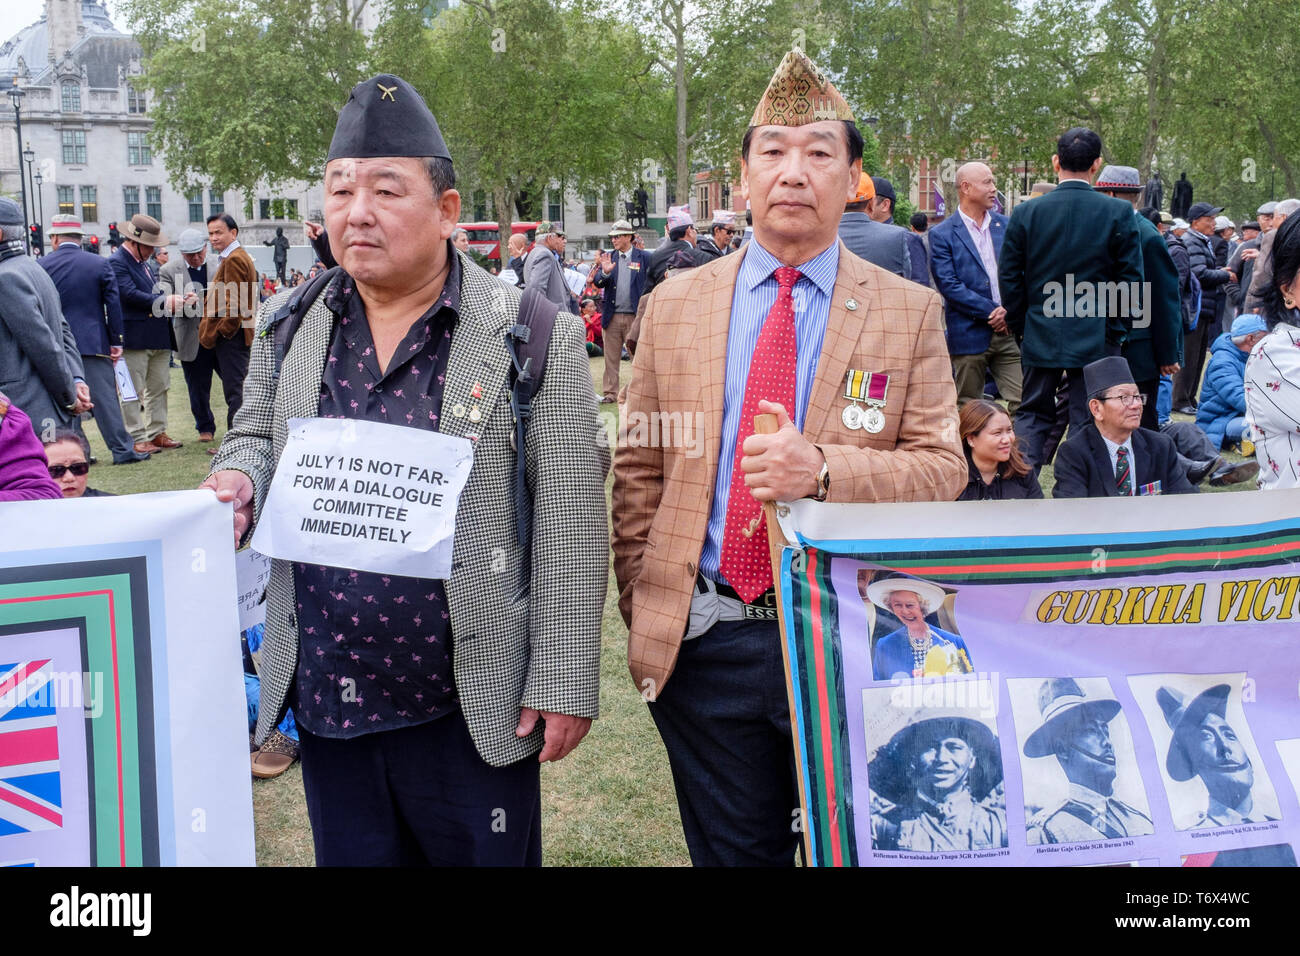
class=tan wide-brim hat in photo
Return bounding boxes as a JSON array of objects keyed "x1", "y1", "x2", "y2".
[{"x1": 120, "y1": 213, "x2": 168, "y2": 247}]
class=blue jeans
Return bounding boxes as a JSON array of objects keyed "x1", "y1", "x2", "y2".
[
  {"x1": 1157, "y1": 375, "x2": 1173, "y2": 427},
  {"x1": 243, "y1": 623, "x2": 298, "y2": 742},
  {"x1": 1224, "y1": 416, "x2": 1246, "y2": 444}
]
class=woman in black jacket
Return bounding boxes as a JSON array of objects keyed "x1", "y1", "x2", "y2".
[{"x1": 957, "y1": 400, "x2": 1043, "y2": 500}]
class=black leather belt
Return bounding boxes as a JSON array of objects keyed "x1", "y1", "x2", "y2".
[{"x1": 696, "y1": 575, "x2": 779, "y2": 621}]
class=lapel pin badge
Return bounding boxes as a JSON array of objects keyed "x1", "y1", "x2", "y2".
[{"x1": 845, "y1": 298, "x2": 858, "y2": 311}]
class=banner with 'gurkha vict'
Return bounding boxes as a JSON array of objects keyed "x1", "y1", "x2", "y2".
[{"x1": 772, "y1": 492, "x2": 1300, "y2": 867}]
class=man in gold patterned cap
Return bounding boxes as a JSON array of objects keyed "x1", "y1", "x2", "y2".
[{"x1": 612, "y1": 49, "x2": 965, "y2": 865}]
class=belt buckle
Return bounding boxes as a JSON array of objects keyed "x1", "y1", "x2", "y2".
[{"x1": 742, "y1": 590, "x2": 778, "y2": 621}]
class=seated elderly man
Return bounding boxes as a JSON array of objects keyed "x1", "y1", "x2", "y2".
[
  {"x1": 1198, "y1": 314, "x2": 1269, "y2": 452},
  {"x1": 1053, "y1": 356, "x2": 1197, "y2": 498}
]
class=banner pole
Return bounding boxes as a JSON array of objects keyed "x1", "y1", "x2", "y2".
[{"x1": 754, "y1": 412, "x2": 816, "y2": 864}]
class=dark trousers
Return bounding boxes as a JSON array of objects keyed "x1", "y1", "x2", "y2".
[
  {"x1": 1174, "y1": 315, "x2": 1215, "y2": 408},
  {"x1": 649, "y1": 618, "x2": 800, "y2": 866},
  {"x1": 213, "y1": 334, "x2": 251, "y2": 427},
  {"x1": 1136, "y1": 376, "x2": 1159, "y2": 431},
  {"x1": 79, "y1": 354, "x2": 137, "y2": 462},
  {"x1": 298, "y1": 711, "x2": 542, "y2": 866},
  {"x1": 1016, "y1": 366, "x2": 1090, "y2": 468},
  {"x1": 181, "y1": 346, "x2": 219, "y2": 435}
]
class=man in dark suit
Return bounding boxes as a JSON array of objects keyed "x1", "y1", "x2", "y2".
[
  {"x1": 838, "y1": 172, "x2": 911, "y2": 278},
  {"x1": 592, "y1": 219, "x2": 651, "y2": 404},
  {"x1": 112, "y1": 214, "x2": 189, "y2": 454},
  {"x1": 928, "y1": 161, "x2": 1019, "y2": 415},
  {"x1": 1053, "y1": 357, "x2": 1196, "y2": 498},
  {"x1": 869, "y1": 176, "x2": 930, "y2": 287},
  {"x1": 39, "y1": 216, "x2": 148, "y2": 464},
  {"x1": 1094, "y1": 165, "x2": 1183, "y2": 429},
  {"x1": 999, "y1": 127, "x2": 1143, "y2": 468}
]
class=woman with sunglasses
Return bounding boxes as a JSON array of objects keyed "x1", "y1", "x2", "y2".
[{"x1": 42, "y1": 429, "x2": 113, "y2": 499}]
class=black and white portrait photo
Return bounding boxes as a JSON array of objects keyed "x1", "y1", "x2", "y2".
[
  {"x1": 1128, "y1": 673, "x2": 1280, "y2": 831},
  {"x1": 1009, "y1": 677, "x2": 1154, "y2": 844},
  {"x1": 862, "y1": 683, "x2": 1007, "y2": 853}
]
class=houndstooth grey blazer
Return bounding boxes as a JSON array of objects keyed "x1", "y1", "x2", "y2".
[{"x1": 211, "y1": 252, "x2": 609, "y2": 766}]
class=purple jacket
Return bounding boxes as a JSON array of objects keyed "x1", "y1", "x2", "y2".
[{"x1": 0, "y1": 398, "x2": 62, "y2": 501}]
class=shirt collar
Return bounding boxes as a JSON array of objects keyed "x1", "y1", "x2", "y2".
[
  {"x1": 738, "y1": 236, "x2": 839, "y2": 297},
  {"x1": 219, "y1": 238, "x2": 242, "y2": 259},
  {"x1": 1066, "y1": 782, "x2": 1108, "y2": 814},
  {"x1": 1205, "y1": 796, "x2": 1265, "y2": 825},
  {"x1": 1099, "y1": 430, "x2": 1134, "y2": 460},
  {"x1": 325, "y1": 240, "x2": 463, "y2": 322},
  {"x1": 959, "y1": 207, "x2": 991, "y2": 232}
]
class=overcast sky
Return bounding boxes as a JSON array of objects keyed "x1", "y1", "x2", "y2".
[{"x1": 9, "y1": 0, "x2": 129, "y2": 38}]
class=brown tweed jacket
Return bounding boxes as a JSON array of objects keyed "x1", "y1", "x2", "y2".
[
  {"x1": 199, "y1": 244, "x2": 258, "y2": 347},
  {"x1": 611, "y1": 241, "x2": 966, "y2": 697}
]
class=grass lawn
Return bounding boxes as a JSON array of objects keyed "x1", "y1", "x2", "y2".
[{"x1": 79, "y1": 358, "x2": 1249, "y2": 865}]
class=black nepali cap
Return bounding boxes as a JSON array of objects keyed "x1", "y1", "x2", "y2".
[
  {"x1": 1083, "y1": 355, "x2": 1136, "y2": 399},
  {"x1": 326, "y1": 74, "x2": 452, "y2": 163}
]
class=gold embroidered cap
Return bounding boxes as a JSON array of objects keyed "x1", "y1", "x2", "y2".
[{"x1": 750, "y1": 49, "x2": 855, "y2": 128}]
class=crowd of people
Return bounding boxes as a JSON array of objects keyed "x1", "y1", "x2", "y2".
[{"x1": 5, "y1": 47, "x2": 1300, "y2": 868}]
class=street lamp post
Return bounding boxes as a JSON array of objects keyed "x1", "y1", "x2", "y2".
[
  {"x1": 33, "y1": 171, "x2": 44, "y2": 227},
  {"x1": 22, "y1": 141, "x2": 36, "y2": 235},
  {"x1": 7, "y1": 80, "x2": 30, "y2": 253}
]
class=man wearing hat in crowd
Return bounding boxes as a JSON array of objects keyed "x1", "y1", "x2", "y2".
[
  {"x1": 999, "y1": 127, "x2": 1144, "y2": 469},
  {"x1": 39, "y1": 214, "x2": 148, "y2": 464},
  {"x1": 696, "y1": 209, "x2": 737, "y2": 261},
  {"x1": 523, "y1": 220, "x2": 575, "y2": 312},
  {"x1": 1196, "y1": 313, "x2": 1269, "y2": 455},
  {"x1": 1052, "y1": 356, "x2": 1197, "y2": 497},
  {"x1": 1245, "y1": 198, "x2": 1300, "y2": 314},
  {"x1": 644, "y1": 203, "x2": 706, "y2": 295},
  {"x1": 837, "y1": 171, "x2": 912, "y2": 279},
  {"x1": 1228, "y1": 221, "x2": 1264, "y2": 312},
  {"x1": 869, "y1": 712, "x2": 1007, "y2": 852},
  {"x1": 1023, "y1": 678, "x2": 1154, "y2": 844},
  {"x1": 592, "y1": 219, "x2": 651, "y2": 404},
  {"x1": 1095, "y1": 164, "x2": 1184, "y2": 429},
  {"x1": 867, "y1": 175, "x2": 930, "y2": 287},
  {"x1": 1157, "y1": 683, "x2": 1275, "y2": 829},
  {"x1": 612, "y1": 48, "x2": 965, "y2": 866},
  {"x1": 199, "y1": 213, "x2": 259, "y2": 437},
  {"x1": 0, "y1": 197, "x2": 92, "y2": 440},
  {"x1": 112, "y1": 213, "x2": 189, "y2": 453},
  {"x1": 928, "y1": 161, "x2": 1020, "y2": 415},
  {"x1": 159, "y1": 227, "x2": 219, "y2": 443},
  {"x1": 202, "y1": 73, "x2": 607, "y2": 865},
  {"x1": 1172, "y1": 201, "x2": 1238, "y2": 415}
]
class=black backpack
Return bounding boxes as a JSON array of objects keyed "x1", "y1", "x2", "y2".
[{"x1": 263, "y1": 268, "x2": 556, "y2": 553}]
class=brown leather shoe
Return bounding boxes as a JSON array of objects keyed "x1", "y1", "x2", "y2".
[
  {"x1": 251, "y1": 730, "x2": 299, "y2": 779},
  {"x1": 198, "y1": 432, "x2": 215, "y2": 442},
  {"x1": 152, "y1": 432, "x2": 183, "y2": 449},
  {"x1": 133, "y1": 441, "x2": 161, "y2": 454}
]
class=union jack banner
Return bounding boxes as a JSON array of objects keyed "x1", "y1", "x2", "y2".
[{"x1": 0, "y1": 659, "x2": 63, "y2": 836}]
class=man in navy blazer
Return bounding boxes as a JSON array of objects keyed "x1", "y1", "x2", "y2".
[
  {"x1": 39, "y1": 217, "x2": 148, "y2": 464},
  {"x1": 592, "y1": 219, "x2": 651, "y2": 403},
  {"x1": 928, "y1": 162, "x2": 1021, "y2": 416}
]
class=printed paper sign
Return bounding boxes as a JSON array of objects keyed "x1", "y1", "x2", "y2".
[
  {"x1": 113, "y1": 358, "x2": 137, "y2": 402},
  {"x1": 251, "y1": 417, "x2": 474, "y2": 579},
  {"x1": 235, "y1": 549, "x2": 272, "y2": 632}
]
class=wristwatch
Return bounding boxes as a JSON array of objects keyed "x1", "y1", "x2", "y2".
[{"x1": 811, "y1": 453, "x2": 830, "y2": 502}]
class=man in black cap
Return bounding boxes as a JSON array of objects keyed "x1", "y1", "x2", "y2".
[
  {"x1": 203, "y1": 74, "x2": 608, "y2": 865},
  {"x1": 1023, "y1": 678, "x2": 1153, "y2": 843},
  {"x1": 1052, "y1": 356, "x2": 1196, "y2": 497},
  {"x1": 1173, "y1": 201, "x2": 1238, "y2": 414},
  {"x1": 868, "y1": 176, "x2": 930, "y2": 287}
]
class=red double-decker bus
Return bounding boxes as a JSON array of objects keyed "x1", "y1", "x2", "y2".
[{"x1": 457, "y1": 221, "x2": 539, "y2": 261}]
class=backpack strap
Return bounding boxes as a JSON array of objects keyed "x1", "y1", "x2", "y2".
[
  {"x1": 261, "y1": 266, "x2": 342, "y2": 383},
  {"x1": 505, "y1": 288, "x2": 559, "y2": 554}
]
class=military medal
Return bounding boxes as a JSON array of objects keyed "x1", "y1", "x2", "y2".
[
  {"x1": 842, "y1": 370, "x2": 889, "y2": 432},
  {"x1": 469, "y1": 407, "x2": 482, "y2": 423},
  {"x1": 841, "y1": 402, "x2": 863, "y2": 430},
  {"x1": 862, "y1": 371, "x2": 890, "y2": 434}
]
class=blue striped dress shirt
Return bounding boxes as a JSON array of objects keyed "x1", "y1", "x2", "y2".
[{"x1": 699, "y1": 238, "x2": 840, "y2": 583}]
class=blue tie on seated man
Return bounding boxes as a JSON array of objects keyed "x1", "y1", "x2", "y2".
[{"x1": 1052, "y1": 356, "x2": 1198, "y2": 498}]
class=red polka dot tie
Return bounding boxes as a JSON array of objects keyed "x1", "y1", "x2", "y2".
[{"x1": 719, "y1": 266, "x2": 802, "y2": 603}]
